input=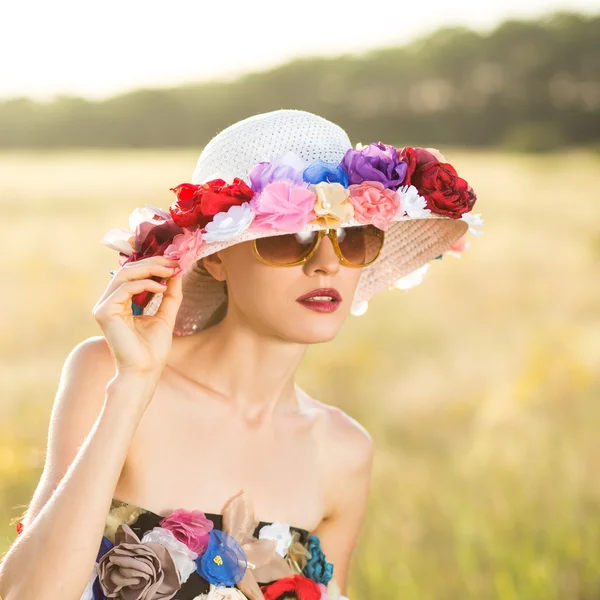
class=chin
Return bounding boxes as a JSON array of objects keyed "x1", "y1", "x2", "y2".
[{"x1": 280, "y1": 311, "x2": 347, "y2": 344}]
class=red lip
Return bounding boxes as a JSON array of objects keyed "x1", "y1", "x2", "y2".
[
  {"x1": 296, "y1": 288, "x2": 342, "y2": 302},
  {"x1": 296, "y1": 288, "x2": 343, "y2": 313}
]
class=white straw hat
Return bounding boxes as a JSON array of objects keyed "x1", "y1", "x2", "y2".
[{"x1": 102, "y1": 109, "x2": 482, "y2": 336}]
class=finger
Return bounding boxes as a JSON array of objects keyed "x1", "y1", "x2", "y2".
[
  {"x1": 95, "y1": 278, "x2": 169, "y2": 321},
  {"x1": 99, "y1": 257, "x2": 179, "y2": 305},
  {"x1": 154, "y1": 268, "x2": 184, "y2": 326}
]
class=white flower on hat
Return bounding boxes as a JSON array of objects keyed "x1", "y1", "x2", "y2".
[
  {"x1": 202, "y1": 203, "x2": 255, "y2": 242},
  {"x1": 129, "y1": 205, "x2": 171, "y2": 229},
  {"x1": 141, "y1": 526, "x2": 198, "y2": 583},
  {"x1": 394, "y1": 263, "x2": 430, "y2": 290},
  {"x1": 350, "y1": 299, "x2": 369, "y2": 316},
  {"x1": 101, "y1": 205, "x2": 171, "y2": 255},
  {"x1": 397, "y1": 185, "x2": 432, "y2": 219},
  {"x1": 460, "y1": 211, "x2": 484, "y2": 236},
  {"x1": 258, "y1": 522, "x2": 293, "y2": 557}
]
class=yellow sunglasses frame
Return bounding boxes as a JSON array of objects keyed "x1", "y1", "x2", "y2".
[{"x1": 251, "y1": 225, "x2": 385, "y2": 268}]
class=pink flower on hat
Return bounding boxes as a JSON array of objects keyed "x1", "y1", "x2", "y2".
[
  {"x1": 164, "y1": 226, "x2": 204, "y2": 274},
  {"x1": 348, "y1": 181, "x2": 400, "y2": 231},
  {"x1": 159, "y1": 508, "x2": 214, "y2": 555},
  {"x1": 251, "y1": 180, "x2": 317, "y2": 232}
]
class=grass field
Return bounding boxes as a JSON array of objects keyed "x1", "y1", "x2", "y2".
[{"x1": 1, "y1": 148, "x2": 599, "y2": 598}]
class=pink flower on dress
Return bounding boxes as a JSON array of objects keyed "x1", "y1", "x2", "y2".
[
  {"x1": 251, "y1": 180, "x2": 317, "y2": 232},
  {"x1": 159, "y1": 508, "x2": 214, "y2": 555},
  {"x1": 348, "y1": 181, "x2": 401, "y2": 231},
  {"x1": 163, "y1": 227, "x2": 204, "y2": 274}
]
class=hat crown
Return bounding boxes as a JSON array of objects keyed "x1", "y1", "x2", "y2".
[{"x1": 191, "y1": 109, "x2": 353, "y2": 185}]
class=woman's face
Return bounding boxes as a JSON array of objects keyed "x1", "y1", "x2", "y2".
[{"x1": 202, "y1": 233, "x2": 364, "y2": 343}]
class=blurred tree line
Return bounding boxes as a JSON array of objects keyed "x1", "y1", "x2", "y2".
[{"x1": 1, "y1": 11, "x2": 598, "y2": 152}]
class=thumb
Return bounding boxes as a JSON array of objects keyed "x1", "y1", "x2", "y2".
[{"x1": 155, "y1": 269, "x2": 184, "y2": 325}]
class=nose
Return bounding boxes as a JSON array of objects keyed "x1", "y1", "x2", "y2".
[{"x1": 302, "y1": 232, "x2": 340, "y2": 276}]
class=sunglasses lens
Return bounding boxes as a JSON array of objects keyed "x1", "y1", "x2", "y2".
[
  {"x1": 336, "y1": 225, "x2": 384, "y2": 265},
  {"x1": 255, "y1": 231, "x2": 318, "y2": 265}
]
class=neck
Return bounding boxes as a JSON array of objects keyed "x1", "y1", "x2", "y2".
[{"x1": 173, "y1": 310, "x2": 309, "y2": 424}]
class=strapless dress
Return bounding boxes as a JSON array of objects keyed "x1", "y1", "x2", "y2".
[{"x1": 78, "y1": 492, "x2": 344, "y2": 600}]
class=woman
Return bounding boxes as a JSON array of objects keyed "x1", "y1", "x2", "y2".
[{"x1": 0, "y1": 109, "x2": 480, "y2": 600}]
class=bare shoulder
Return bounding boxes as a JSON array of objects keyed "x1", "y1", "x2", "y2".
[
  {"x1": 51, "y1": 334, "x2": 117, "y2": 439},
  {"x1": 298, "y1": 386, "x2": 374, "y2": 472}
]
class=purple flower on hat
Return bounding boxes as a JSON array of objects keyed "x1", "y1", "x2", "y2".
[
  {"x1": 249, "y1": 151, "x2": 306, "y2": 193},
  {"x1": 303, "y1": 159, "x2": 349, "y2": 187},
  {"x1": 341, "y1": 142, "x2": 407, "y2": 190}
]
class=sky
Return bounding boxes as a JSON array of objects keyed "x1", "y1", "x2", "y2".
[{"x1": 1, "y1": 0, "x2": 599, "y2": 101}]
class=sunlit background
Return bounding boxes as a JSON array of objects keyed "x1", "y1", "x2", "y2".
[{"x1": 1, "y1": 1, "x2": 600, "y2": 598}]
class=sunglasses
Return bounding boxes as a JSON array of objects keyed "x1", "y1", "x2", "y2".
[{"x1": 252, "y1": 224, "x2": 385, "y2": 267}]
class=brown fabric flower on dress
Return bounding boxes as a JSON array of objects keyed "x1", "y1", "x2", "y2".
[{"x1": 98, "y1": 522, "x2": 181, "y2": 600}]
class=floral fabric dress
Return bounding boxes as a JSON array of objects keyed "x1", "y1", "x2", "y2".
[{"x1": 78, "y1": 491, "x2": 347, "y2": 600}]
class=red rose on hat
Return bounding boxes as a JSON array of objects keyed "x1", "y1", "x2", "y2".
[
  {"x1": 169, "y1": 178, "x2": 254, "y2": 229},
  {"x1": 397, "y1": 147, "x2": 476, "y2": 219},
  {"x1": 261, "y1": 574, "x2": 321, "y2": 600}
]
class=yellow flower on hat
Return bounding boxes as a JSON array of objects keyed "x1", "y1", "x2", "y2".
[{"x1": 309, "y1": 182, "x2": 354, "y2": 227}]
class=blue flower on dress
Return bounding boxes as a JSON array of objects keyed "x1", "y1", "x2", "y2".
[
  {"x1": 302, "y1": 534, "x2": 334, "y2": 584},
  {"x1": 195, "y1": 529, "x2": 247, "y2": 586},
  {"x1": 303, "y1": 160, "x2": 349, "y2": 188}
]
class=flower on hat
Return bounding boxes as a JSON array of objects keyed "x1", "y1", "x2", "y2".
[
  {"x1": 203, "y1": 203, "x2": 255, "y2": 243},
  {"x1": 170, "y1": 178, "x2": 254, "y2": 229},
  {"x1": 159, "y1": 508, "x2": 215, "y2": 555},
  {"x1": 141, "y1": 526, "x2": 199, "y2": 584},
  {"x1": 258, "y1": 522, "x2": 294, "y2": 558},
  {"x1": 164, "y1": 226, "x2": 205, "y2": 273},
  {"x1": 303, "y1": 159, "x2": 349, "y2": 187},
  {"x1": 196, "y1": 529, "x2": 248, "y2": 587},
  {"x1": 251, "y1": 180, "x2": 317, "y2": 232},
  {"x1": 261, "y1": 574, "x2": 322, "y2": 600},
  {"x1": 396, "y1": 184, "x2": 432, "y2": 219},
  {"x1": 101, "y1": 205, "x2": 171, "y2": 256},
  {"x1": 397, "y1": 147, "x2": 476, "y2": 218},
  {"x1": 442, "y1": 234, "x2": 470, "y2": 258},
  {"x1": 97, "y1": 523, "x2": 181, "y2": 600},
  {"x1": 310, "y1": 182, "x2": 354, "y2": 226},
  {"x1": 341, "y1": 142, "x2": 407, "y2": 190},
  {"x1": 302, "y1": 535, "x2": 333, "y2": 585},
  {"x1": 348, "y1": 181, "x2": 400, "y2": 231},
  {"x1": 249, "y1": 151, "x2": 307, "y2": 193},
  {"x1": 460, "y1": 211, "x2": 484, "y2": 236},
  {"x1": 394, "y1": 263, "x2": 430, "y2": 290}
]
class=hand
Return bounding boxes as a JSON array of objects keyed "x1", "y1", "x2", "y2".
[{"x1": 92, "y1": 256, "x2": 184, "y2": 375}]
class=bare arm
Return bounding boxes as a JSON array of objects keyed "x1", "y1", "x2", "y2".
[
  {"x1": 0, "y1": 337, "x2": 160, "y2": 600},
  {"x1": 311, "y1": 412, "x2": 374, "y2": 595},
  {"x1": 0, "y1": 254, "x2": 182, "y2": 600}
]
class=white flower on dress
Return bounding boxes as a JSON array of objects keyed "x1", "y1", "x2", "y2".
[
  {"x1": 141, "y1": 526, "x2": 198, "y2": 583},
  {"x1": 193, "y1": 585, "x2": 248, "y2": 599},
  {"x1": 460, "y1": 211, "x2": 484, "y2": 236},
  {"x1": 79, "y1": 561, "x2": 98, "y2": 600},
  {"x1": 258, "y1": 522, "x2": 293, "y2": 557},
  {"x1": 397, "y1": 185, "x2": 432, "y2": 219},
  {"x1": 393, "y1": 263, "x2": 430, "y2": 290},
  {"x1": 202, "y1": 203, "x2": 255, "y2": 242}
]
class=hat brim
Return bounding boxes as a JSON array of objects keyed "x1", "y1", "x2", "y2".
[{"x1": 142, "y1": 215, "x2": 468, "y2": 335}]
